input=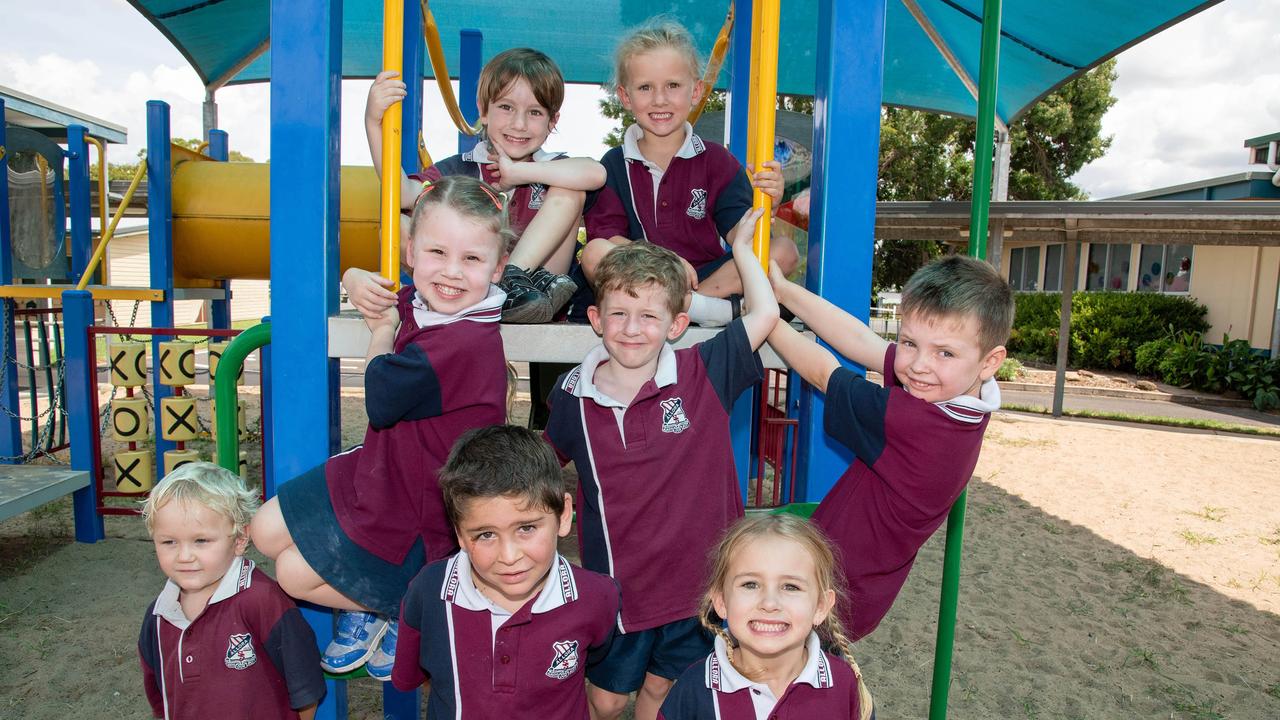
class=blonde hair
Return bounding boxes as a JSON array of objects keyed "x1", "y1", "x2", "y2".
[
  {"x1": 612, "y1": 17, "x2": 702, "y2": 94},
  {"x1": 410, "y1": 175, "x2": 517, "y2": 254},
  {"x1": 700, "y1": 514, "x2": 874, "y2": 720},
  {"x1": 593, "y1": 242, "x2": 689, "y2": 318},
  {"x1": 141, "y1": 462, "x2": 260, "y2": 538}
]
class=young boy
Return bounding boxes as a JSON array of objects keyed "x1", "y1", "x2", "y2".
[
  {"x1": 543, "y1": 209, "x2": 778, "y2": 720},
  {"x1": 139, "y1": 463, "x2": 325, "y2": 719},
  {"x1": 767, "y1": 254, "x2": 1014, "y2": 640},
  {"x1": 393, "y1": 425, "x2": 621, "y2": 719},
  {"x1": 354, "y1": 47, "x2": 606, "y2": 322}
]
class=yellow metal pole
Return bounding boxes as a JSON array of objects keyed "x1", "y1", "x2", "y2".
[
  {"x1": 745, "y1": 0, "x2": 764, "y2": 170},
  {"x1": 421, "y1": 2, "x2": 481, "y2": 136},
  {"x1": 381, "y1": 0, "x2": 405, "y2": 289},
  {"x1": 750, "y1": 0, "x2": 780, "y2": 268},
  {"x1": 76, "y1": 160, "x2": 146, "y2": 291},
  {"x1": 690, "y1": 4, "x2": 735, "y2": 125}
]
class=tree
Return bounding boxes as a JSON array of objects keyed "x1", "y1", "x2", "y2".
[{"x1": 95, "y1": 138, "x2": 256, "y2": 182}]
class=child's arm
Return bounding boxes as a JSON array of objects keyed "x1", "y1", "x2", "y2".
[
  {"x1": 364, "y1": 304, "x2": 399, "y2": 364},
  {"x1": 343, "y1": 267, "x2": 399, "y2": 320},
  {"x1": 365, "y1": 70, "x2": 425, "y2": 210},
  {"x1": 488, "y1": 145, "x2": 606, "y2": 191},
  {"x1": 297, "y1": 704, "x2": 318, "y2": 720},
  {"x1": 728, "y1": 208, "x2": 780, "y2": 349},
  {"x1": 769, "y1": 262, "x2": 889, "y2": 371},
  {"x1": 767, "y1": 320, "x2": 841, "y2": 393}
]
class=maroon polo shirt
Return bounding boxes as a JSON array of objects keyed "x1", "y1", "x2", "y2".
[
  {"x1": 393, "y1": 552, "x2": 620, "y2": 719},
  {"x1": 138, "y1": 558, "x2": 325, "y2": 719},
  {"x1": 543, "y1": 320, "x2": 763, "y2": 632},
  {"x1": 410, "y1": 141, "x2": 567, "y2": 237},
  {"x1": 327, "y1": 286, "x2": 507, "y2": 564},
  {"x1": 659, "y1": 634, "x2": 865, "y2": 720},
  {"x1": 584, "y1": 123, "x2": 752, "y2": 268},
  {"x1": 812, "y1": 344, "x2": 1000, "y2": 640}
]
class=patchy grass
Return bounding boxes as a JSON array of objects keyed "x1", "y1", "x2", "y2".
[
  {"x1": 1001, "y1": 404, "x2": 1280, "y2": 437},
  {"x1": 1178, "y1": 529, "x2": 1219, "y2": 546},
  {"x1": 1186, "y1": 506, "x2": 1227, "y2": 522}
]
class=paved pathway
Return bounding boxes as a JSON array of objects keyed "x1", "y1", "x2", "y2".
[{"x1": 1001, "y1": 386, "x2": 1280, "y2": 430}]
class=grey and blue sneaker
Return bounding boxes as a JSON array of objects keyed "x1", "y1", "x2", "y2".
[
  {"x1": 528, "y1": 267, "x2": 578, "y2": 316},
  {"x1": 365, "y1": 620, "x2": 398, "y2": 681},
  {"x1": 498, "y1": 265, "x2": 555, "y2": 324},
  {"x1": 320, "y1": 611, "x2": 389, "y2": 673}
]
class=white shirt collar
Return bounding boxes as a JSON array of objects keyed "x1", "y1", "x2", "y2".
[
  {"x1": 561, "y1": 343, "x2": 679, "y2": 408},
  {"x1": 621, "y1": 122, "x2": 705, "y2": 166},
  {"x1": 461, "y1": 139, "x2": 563, "y2": 165},
  {"x1": 934, "y1": 376, "x2": 1002, "y2": 424},
  {"x1": 411, "y1": 285, "x2": 505, "y2": 327},
  {"x1": 439, "y1": 551, "x2": 579, "y2": 615},
  {"x1": 706, "y1": 631, "x2": 835, "y2": 694},
  {"x1": 152, "y1": 556, "x2": 254, "y2": 629}
]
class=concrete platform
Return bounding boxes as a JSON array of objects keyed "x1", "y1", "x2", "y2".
[{"x1": 0, "y1": 466, "x2": 91, "y2": 522}]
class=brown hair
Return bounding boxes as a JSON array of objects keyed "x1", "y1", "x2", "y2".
[
  {"x1": 700, "y1": 514, "x2": 874, "y2": 720},
  {"x1": 899, "y1": 255, "x2": 1015, "y2": 352},
  {"x1": 438, "y1": 425, "x2": 567, "y2": 527},
  {"x1": 409, "y1": 174, "x2": 516, "y2": 253},
  {"x1": 612, "y1": 17, "x2": 702, "y2": 94},
  {"x1": 478, "y1": 48, "x2": 566, "y2": 117},
  {"x1": 592, "y1": 242, "x2": 688, "y2": 317}
]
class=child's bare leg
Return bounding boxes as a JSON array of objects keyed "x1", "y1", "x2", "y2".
[
  {"x1": 697, "y1": 234, "x2": 800, "y2": 298},
  {"x1": 587, "y1": 685, "x2": 630, "y2": 720},
  {"x1": 508, "y1": 188, "x2": 585, "y2": 270},
  {"x1": 632, "y1": 673, "x2": 674, "y2": 720},
  {"x1": 250, "y1": 498, "x2": 370, "y2": 612},
  {"x1": 544, "y1": 223, "x2": 581, "y2": 275},
  {"x1": 580, "y1": 237, "x2": 631, "y2": 284}
]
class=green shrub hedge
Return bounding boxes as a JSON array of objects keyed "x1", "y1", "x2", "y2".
[
  {"x1": 1007, "y1": 292, "x2": 1209, "y2": 371},
  {"x1": 1138, "y1": 332, "x2": 1280, "y2": 411}
]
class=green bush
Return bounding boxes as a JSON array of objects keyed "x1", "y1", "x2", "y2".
[
  {"x1": 1134, "y1": 337, "x2": 1171, "y2": 376},
  {"x1": 995, "y1": 357, "x2": 1023, "y2": 382},
  {"x1": 1008, "y1": 291, "x2": 1208, "y2": 371},
  {"x1": 1151, "y1": 331, "x2": 1280, "y2": 411}
]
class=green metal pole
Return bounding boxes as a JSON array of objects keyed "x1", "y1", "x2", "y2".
[
  {"x1": 214, "y1": 322, "x2": 271, "y2": 472},
  {"x1": 930, "y1": 0, "x2": 1001, "y2": 717}
]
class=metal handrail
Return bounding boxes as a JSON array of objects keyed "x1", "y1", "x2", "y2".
[
  {"x1": 689, "y1": 4, "x2": 735, "y2": 125},
  {"x1": 75, "y1": 159, "x2": 147, "y2": 291},
  {"x1": 420, "y1": 0, "x2": 483, "y2": 138},
  {"x1": 214, "y1": 322, "x2": 271, "y2": 471}
]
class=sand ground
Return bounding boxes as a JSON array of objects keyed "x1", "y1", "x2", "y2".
[{"x1": 1, "y1": 389, "x2": 1278, "y2": 719}]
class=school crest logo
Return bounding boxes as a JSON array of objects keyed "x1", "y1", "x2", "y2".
[
  {"x1": 529, "y1": 183, "x2": 547, "y2": 209},
  {"x1": 686, "y1": 189, "x2": 708, "y2": 220},
  {"x1": 660, "y1": 397, "x2": 690, "y2": 434},
  {"x1": 545, "y1": 640, "x2": 580, "y2": 680},
  {"x1": 224, "y1": 633, "x2": 257, "y2": 670}
]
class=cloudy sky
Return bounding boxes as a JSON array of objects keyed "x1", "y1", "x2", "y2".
[{"x1": 3, "y1": 0, "x2": 1277, "y2": 199}]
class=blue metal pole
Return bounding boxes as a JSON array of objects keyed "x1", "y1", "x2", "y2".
[
  {"x1": 794, "y1": 0, "x2": 886, "y2": 501},
  {"x1": 727, "y1": 0, "x2": 753, "y2": 161},
  {"x1": 62, "y1": 290, "x2": 104, "y2": 542},
  {"x1": 207, "y1": 129, "x2": 233, "y2": 331},
  {"x1": 401, "y1": 0, "x2": 424, "y2": 175},
  {"x1": 458, "y1": 29, "x2": 483, "y2": 155},
  {"x1": 270, "y1": 0, "x2": 347, "y2": 716},
  {"x1": 0, "y1": 99, "x2": 24, "y2": 462},
  {"x1": 146, "y1": 102, "x2": 176, "y2": 468},
  {"x1": 66, "y1": 125, "x2": 92, "y2": 282}
]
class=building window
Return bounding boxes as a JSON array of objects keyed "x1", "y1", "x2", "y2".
[
  {"x1": 1138, "y1": 244, "x2": 1194, "y2": 293},
  {"x1": 1043, "y1": 244, "x2": 1064, "y2": 292},
  {"x1": 1008, "y1": 246, "x2": 1041, "y2": 291},
  {"x1": 1086, "y1": 243, "x2": 1132, "y2": 291}
]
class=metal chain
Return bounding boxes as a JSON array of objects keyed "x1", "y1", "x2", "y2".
[{"x1": 0, "y1": 299, "x2": 69, "y2": 464}]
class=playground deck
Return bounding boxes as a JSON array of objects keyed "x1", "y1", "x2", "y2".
[{"x1": 0, "y1": 465, "x2": 89, "y2": 523}]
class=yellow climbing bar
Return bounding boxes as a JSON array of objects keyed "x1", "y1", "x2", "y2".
[
  {"x1": 750, "y1": 0, "x2": 781, "y2": 269},
  {"x1": 0, "y1": 285, "x2": 164, "y2": 302},
  {"x1": 381, "y1": 0, "x2": 404, "y2": 289},
  {"x1": 421, "y1": 0, "x2": 483, "y2": 137},
  {"x1": 77, "y1": 159, "x2": 147, "y2": 291},
  {"x1": 690, "y1": 4, "x2": 735, "y2": 125}
]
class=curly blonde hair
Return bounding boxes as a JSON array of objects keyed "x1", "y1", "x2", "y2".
[
  {"x1": 141, "y1": 462, "x2": 260, "y2": 538},
  {"x1": 699, "y1": 514, "x2": 874, "y2": 719}
]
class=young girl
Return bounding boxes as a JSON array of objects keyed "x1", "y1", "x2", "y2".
[
  {"x1": 576, "y1": 18, "x2": 796, "y2": 327},
  {"x1": 352, "y1": 47, "x2": 605, "y2": 323},
  {"x1": 659, "y1": 514, "x2": 874, "y2": 719},
  {"x1": 250, "y1": 175, "x2": 510, "y2": 680}
]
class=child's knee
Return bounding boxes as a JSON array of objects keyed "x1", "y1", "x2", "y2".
[
  {"x1": 640, "y1": 673, "x2": 674, "y2": 698},
  {"x1": 580, "y1": 238, "x2": 619, "y2": 280},
  {"x1": 248, "y1": 497, "x2": 290, "y2": 558},
  {"x1": 543, "y1": 186, "x2": 586, "y2": 214},
  {"x1": 770, "y1": 235, "x2": 800, "y2": 274},
  {"x1": 588, "y1": 685, "x2": 629, "y2": 718}
]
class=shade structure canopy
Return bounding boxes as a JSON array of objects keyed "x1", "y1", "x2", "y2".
[{"x1": 128, "y1": 0, "x2": 1221, "y2": 122}]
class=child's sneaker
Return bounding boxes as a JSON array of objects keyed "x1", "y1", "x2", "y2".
[
  {"x1": 527, "y1": 267, "x2": 578, "y2": 315},
  {"x1": 498, "y1": 265, "x2": 554, "y2": 324},
  {"x1": 320, "y1": 611, "x2": 389, "y2": 673},
  {"x1": 365, "y1": 620, "x2": 398, "y2": 682}
]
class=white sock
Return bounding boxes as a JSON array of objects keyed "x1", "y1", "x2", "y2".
[{"x1": 687, "y1": 293, "x2": 733, "y2": 327}]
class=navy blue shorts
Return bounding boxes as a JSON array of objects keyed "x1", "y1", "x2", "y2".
[
  {"x1": 276, "y1": 463, "x2": 426, "y2": 617},
  {"x1": 695, "y1": 250, "x2": 734, "y2": 282},
  {"x1": 586, "y1": 616, "x2": 713, "y2": 693}
]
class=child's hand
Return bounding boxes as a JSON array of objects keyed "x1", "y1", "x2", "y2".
[
  {"x1": 750, "y1": 160, "x2": 785, "y2": 207},
  {"x1": 679, "y1": 255, "x2": 699, "y2": 292},
  {"x1": 486, "y1": 144, "x2": 518, "y2": 191},
  {"x1": 729, "y1": 207, "x2": 767, "y2": 256},
  {"x1": 768, "y1": 260, "x2": 792, "y2": 303},
  {"x1": 343, "y1": 267, "x2": 399, "y2": 320},
  {"x1": 365, "y1": 71, "x2": 407, "y2": 126},
  {"x1": 365, "y1": 303, "x2": 401, "y2": 334}
]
